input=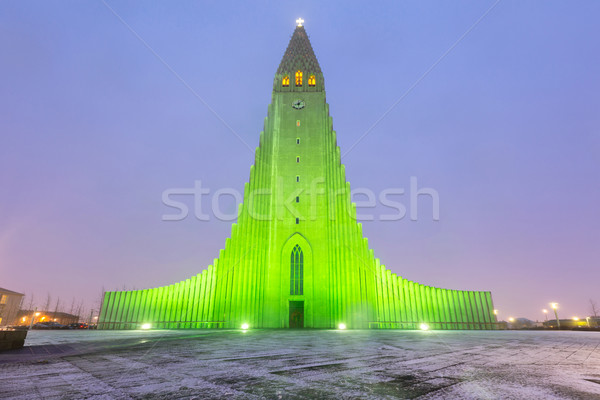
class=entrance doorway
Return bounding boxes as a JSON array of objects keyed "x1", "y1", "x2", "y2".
[{"x1": 289, "y1": 301, "x2": 304, "y2": 328}]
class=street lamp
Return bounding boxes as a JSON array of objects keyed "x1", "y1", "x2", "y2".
[
  {"x1": 542, "y1": 309, "x2": 548, "y2": 321},
  {"x1": 550, "y1": 302, "x2": 560, "y2": 329},
  {"x1": 508, "y1": 317, "x2": 515, "y2": 329}
]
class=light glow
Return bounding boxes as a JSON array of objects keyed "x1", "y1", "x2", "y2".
[
  {"x1": 573, "y1": 317, "x2": 579, "y2": 321},
  {"x1": 241, "y1": 323, "x2": 249, "y2": 330},
  {"x1": 508, "y1": 317, "x2": 515, "y2": 322},
  {"x1": 493, "y1": 309, "x2": 498, "y2": 315},
  {"x1": 338, "y1": 323, "x2": 346, "y2": 330},
  {"x1": 550, "y1": 302, "x2": 558, "y2": 310},
  {"x1": 141, "y1": 323, "x2": 151, "y2": 330},
  {"x1": 542, "y1": 309, "x2": 548, "y2": 313},
  {"x1": 419, "y1": 323, "x2": 429, "y2": 331},
  {"x1": 296, "y1": 18, "x2": 304, "y2": 27}
]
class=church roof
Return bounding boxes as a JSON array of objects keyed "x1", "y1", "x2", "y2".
[{"x1": 277, "y1": 26, "x2": 322, "y2": 75}]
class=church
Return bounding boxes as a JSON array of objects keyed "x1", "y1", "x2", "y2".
[{"x1": 98, "y1": 21, "x2": 497, "y2": 330}]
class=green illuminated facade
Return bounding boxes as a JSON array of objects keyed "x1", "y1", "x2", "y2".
[{"x1": 98, "y1": 24, "x2": 497, "y2": 330}]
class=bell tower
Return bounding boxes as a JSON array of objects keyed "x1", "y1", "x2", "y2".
[{"x1": 259, "y1": 20, "x2": 356, "y2": 328}]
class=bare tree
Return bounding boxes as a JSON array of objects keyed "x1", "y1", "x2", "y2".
[
  {"x1": 75, "y1": 300, "x2": 84, "y2": 322},
  {"x1": 26, "y1": 293, "x2": 35, "y2": 312},
  {"x1": 52, "y1": 297, "x2": 61, "y2": 320},
  {"x1": 43, "y1": 293, "x2": 51, "y2": 313},
  {"x1": 96, "y1": 287, "x2": 106, "y2": 318},
  {"x1": 69, "y1": 297, "x2": 76, "y2": 315},
  {"x1": 590, "y1": 299, "x2": 599, "y2": 318},
  {"x1": 25, "y1": 294, "x2": 36, "y2": 324}
]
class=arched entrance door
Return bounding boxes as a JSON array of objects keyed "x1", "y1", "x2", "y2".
[{"x1": 281, "y1": 233, "x2": 312, "y2": 328}]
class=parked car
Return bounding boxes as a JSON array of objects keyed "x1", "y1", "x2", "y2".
[
  {"x1": 67, "y1": 323, "x2": 88, "y2": 329},
  {"x1": 32, "y1": 322, "x2": 67, "y2": 329}
]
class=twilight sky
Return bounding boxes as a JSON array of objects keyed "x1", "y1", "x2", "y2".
[{"x1": 1, "y1": 1, "x2": 599, "y2": 321}]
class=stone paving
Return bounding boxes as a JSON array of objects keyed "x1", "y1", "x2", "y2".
[{"x1": 1, "y1": 329, "x2": 600, "y2": 399}]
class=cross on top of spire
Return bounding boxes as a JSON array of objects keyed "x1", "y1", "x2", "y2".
[{"x1": 296, "y1": 18, "x2": 304, "y2": 27}]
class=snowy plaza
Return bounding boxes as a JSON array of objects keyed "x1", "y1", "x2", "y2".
[{"x1": 1, "y1": 329, "x2": 600, "y2": 399}]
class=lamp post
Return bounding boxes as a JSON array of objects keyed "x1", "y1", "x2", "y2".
[
  {"x1": 542, "y1": 309, "x2": 548, "y2": 322},
  {"x1": 550, "y1": 303, "x2": 560, "y2": 329}
]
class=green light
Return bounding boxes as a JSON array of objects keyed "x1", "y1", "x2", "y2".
[
  {"x1": 419, "y1": 323, "x2": 429, "y2": 331},
  {"x1": 141, "y1": 323, "x2": 151, "y2": 330},
  {"x1": 241, "y1": 323, "x2": 249, "y2": 330},
  {"x1": 338, "y1": 323, "x2": 346, "y2": 330}
]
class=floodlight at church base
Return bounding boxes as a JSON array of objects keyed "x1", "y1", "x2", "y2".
[
  {"x1": 241, "y1": 323, "x2": 249, "y2": 330},
  {"x1": 140, "y1": 323, "x2": 151, "y2": 330},
  {"x1": 338, "y1": 323, "x2": 346, "y2": 330},
  {"x1": 419, "y1": 323, "x2": 429, "y2": 331}
]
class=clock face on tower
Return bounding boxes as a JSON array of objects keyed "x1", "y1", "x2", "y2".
[{"x1": 292, "y1": 99, "x2": 305, "y2": 110}]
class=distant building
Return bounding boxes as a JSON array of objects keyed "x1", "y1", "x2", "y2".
[
  {"x1": 0, "y1": 288, "x2": 24, "y2": 327},
  {"x1": 543, "y1": 318, "x2": 594, "y2": 329},
  {"x1": 510, "y1": 318, "x2": 536, "y2": 329},
  {"x1": 17, "y1": 310, "x2": 80, "y2": 326}
]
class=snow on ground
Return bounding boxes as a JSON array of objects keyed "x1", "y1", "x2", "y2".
[{"x1": 1, "y1": 330, "x2": 599, "y2": 399}]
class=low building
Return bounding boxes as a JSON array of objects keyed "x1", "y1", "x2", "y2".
[
  {"x1": 543, "y1": 318, "x2": 595, "y2": 329},
  {"x1": 17, "y1": 310, "x2": 80, "y2": 326},
  {"x1": 0, "y1": 288, "x2": 24, "y2": 327}
]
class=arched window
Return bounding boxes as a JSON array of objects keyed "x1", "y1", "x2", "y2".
[
  {"x1": 290, "y1": 245, "x2": 303, "y2": 295},
  {"x1": 308, "y1": 75, "x2": 316, "y2": 87},
  {"x1": 295, "y1": 70, "x2": 303, "y2": 86},
  {"x1": 282, "y1": 75, "x2": 290, "y2": 87}
]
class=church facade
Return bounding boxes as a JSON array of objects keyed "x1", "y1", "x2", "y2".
[{"x1": 98, "y1": 23, "x2": 497, "y2": 330}]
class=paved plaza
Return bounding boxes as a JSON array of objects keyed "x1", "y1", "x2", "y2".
[{"x1": 1, "y1": 329, "x2": 599, "y2": 399}]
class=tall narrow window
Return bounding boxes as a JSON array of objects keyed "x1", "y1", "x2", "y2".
[
  {"x1": 290, "y1": 245, "x2": 304, "y2": 295},
  {"x1": 296, "y1": 120, "x2": 300, "y2": 127},
  {"x1": 296, "y1": 138, "x2": 300, "y2": 144},
  {"x1": 295, "y1": 217, "x2": 299, "y2": 224},
  {"x1": 308, "y1": 75, "x2": 316, "y2": 86},
  {"x1": 295, "y1": 70, "x2": 303, "y2": 86},
  {"x1": 296, "y1": 196, "x2": 300, "y2": 203},
  {"x1": 296, "y1": 156, "x2": 300, "y2": 163},
  {"x1": 296, "y1": 176, "x2": 300, "y2": 182},
  {"x1": 282, "y1": 75, "x2": 290, "y2": 87}
]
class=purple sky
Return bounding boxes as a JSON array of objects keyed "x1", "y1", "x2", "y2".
[{"x1": 1, "y1": 1, "x2": 599, "y2": 321}]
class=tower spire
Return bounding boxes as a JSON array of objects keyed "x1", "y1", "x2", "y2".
[{"x1": 276, "y1": 24, "x2": 322, "y2": 77}]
